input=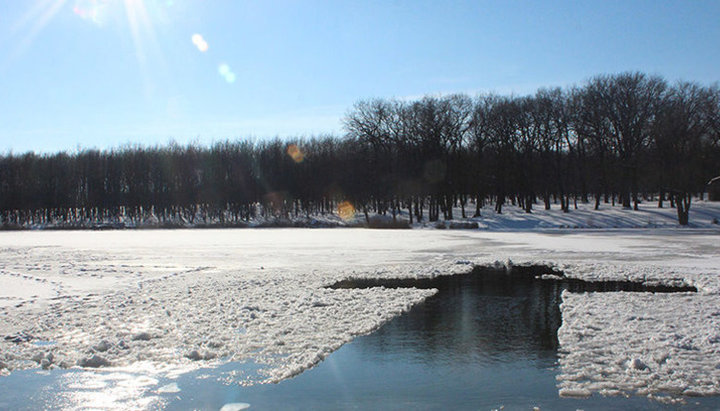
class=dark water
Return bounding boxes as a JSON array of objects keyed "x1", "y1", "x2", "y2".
[{"x1": 0, "y1": 271, "x2": 715, "y2": 410}]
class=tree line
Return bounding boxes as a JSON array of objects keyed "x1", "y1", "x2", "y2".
[{"x1": 1, "y1": 72, "x2": 719, "y2": 228}]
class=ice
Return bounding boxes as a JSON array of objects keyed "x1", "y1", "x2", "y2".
[
  {"x1": 219, "y1": 403, "x2": 250, "y2": 411},
  {"x1": 78, "y1": 355, "x2": 112, "y2": 368},
  {"x1": 627, "y1": 358, "x2": 649, "y2": 371},
  {"x1": 0, "y1": 201, "x2": 719, "y2": 400},
  {"x1": 0, "y1": 229, "x2": 448, "y2": 382},
  {"x1": 132, "y1": 332, "x2": 153, "y2": 341},
  {"x1": 558, "y1": 291, "x2": 720, "y2": 399},
  {"x1": 93, "y1": 340, "x2": 111, "y2": 352},
  {"x1": 558, "y1": 387, "x2": 592, "y2": 398},
  {"x1": 156, "y1": 382, "x2": 180, "y2": 394}
]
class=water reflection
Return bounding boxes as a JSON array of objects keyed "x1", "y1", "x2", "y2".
[
  {"x1": 0, "y1": 369, "x2": 166, "y2": 410},
  {"x1": 184, "y1": 273, "x2": 570, "y2": 410},
  {"x1": 273, "y1": 272, "x2": 706, "y2": 410},
  {"x1": 363, "y1": 273, "x2": 562, "y2": 365}
]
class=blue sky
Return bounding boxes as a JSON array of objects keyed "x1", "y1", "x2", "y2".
[{"x1": 1, "y1": 0, "x2": 719, "y2": 154}]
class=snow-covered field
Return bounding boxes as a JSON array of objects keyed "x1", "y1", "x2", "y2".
[{"x1": 1, "y1": 201, "x2": 719, "y2": 404}]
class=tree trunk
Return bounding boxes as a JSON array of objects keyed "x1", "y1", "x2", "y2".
[
  {"x1": 561, "y1": 195, "x2": 569, "y2": 213},
  {"x1": 675, "y1": 193, "x2": 691, "y2": 226},
  {"x1": 524, "y1": 194, "x2": 533, "y2": 213},
  {"x1": 408, "y1": 199, "x2": 413, "y2": 224},
  {"x1": 495, "y1": 195, "x2": 504, "y2": 214},
  {"x1": 633, "y1": 191, "x2": 639, "y2": 211}
]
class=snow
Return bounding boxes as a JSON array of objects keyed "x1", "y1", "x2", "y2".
[
  {"x1": 0, "y1": 229, "x2": 451, "y2": 383},
  {"x1": 0, "y1": 200, "x2": 719, "y2": 403},
  {"x1": 558, "y1": 292, "x2": 720, "y2": 399},
  {"x1": 8, "y1": 197, "x2": 720, "y2": 231}
]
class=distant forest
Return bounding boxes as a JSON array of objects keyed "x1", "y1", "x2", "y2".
[{"x1": 1, "y1": 72, "x2": 719, "y2": 228}]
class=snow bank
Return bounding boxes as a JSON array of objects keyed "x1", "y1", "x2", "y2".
[
  {"x1": 6, "y1": 199, "x2": 720, "y2": 231},
  {"x1": 461, "y1": 200, "x2": 720, "y2": 230}
]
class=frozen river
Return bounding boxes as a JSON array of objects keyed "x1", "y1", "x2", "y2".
[{"x1": 1, "y1": 228, "x2": 719, "y2": 407}]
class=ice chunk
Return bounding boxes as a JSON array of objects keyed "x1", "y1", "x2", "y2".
[
  {"x1": 31, "y1": 352, "x2": 44, "y2": 363},
  {"x1": 558, "y1": 387, "x2": 592, "y2": 397},
  {"x1": 184, "y1": 349, "x2": 215, "y2": 361},
  {"x1": 627, "y1": 358, "x2": 649, "y2": 371},
  {"x1": 93, "y1": 340, "x2": 111, "y2": 352},
  {"x1": 220, "y1": 403, "x2": 250, "y2": 411},
  {"x1": 185, "y1": 350, "x2": 201, "y2": 361},
  {"x1": 78, "y1": 354, "x2": 111, "y2": 368},
  {"x1": 132, "y1": 332, "x2": 153, "y2": 341},
  {"x1": 157, "y1": 382, "x2": 181, "y2": 393}
]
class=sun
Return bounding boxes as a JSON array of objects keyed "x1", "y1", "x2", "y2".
[{"x1": 6, "y1": 0, "x2": 165, "y2": 71}]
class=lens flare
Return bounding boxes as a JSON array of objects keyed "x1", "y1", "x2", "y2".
[
  {"x1": 286, "y1": 144, "x2": 304, "y2": 163},
  {"x1": 191, "y1": 33, "x2": 208, "y2": 52},
  {"x1": 337, "y1": 201, "x2": 356, "y2": 221},
  {"x1": 218, "y1": 63, "x2": 237, "y2": 83}
]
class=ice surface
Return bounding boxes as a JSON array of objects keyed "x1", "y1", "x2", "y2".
[
  {"x1": 0, "y1": 202, "x2": 719, "y2": 401},
  {"x1": 0, "y1": 229, "x2": 452, "y2": 382},
  {"x1": 559, "y1": 291, "x2": 720, "y2": 399}
]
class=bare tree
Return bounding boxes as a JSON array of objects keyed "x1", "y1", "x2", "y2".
[
  {"x1": 582, "y1": 72, "x2": 667, "y2": 209},
  {"x1": 653, "y1": 82, "x2": 715, "y2": 224}
]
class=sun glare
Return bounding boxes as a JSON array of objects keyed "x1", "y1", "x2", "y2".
[
  {"x1": 6, "y1": 0, "x2": 238, "y2": 103},
  {"x1": 3, "y1": 0, "x2": 68, "y2": 67},
  {"x1": 124, "y1": 0, "x2": 159, "y2": 66},
  {"x1": 73, "y1": 0, "x2": 111, "y2": 26},
  {"x1": 6, "y1": 0, "x2": 166, "y2": 83}
]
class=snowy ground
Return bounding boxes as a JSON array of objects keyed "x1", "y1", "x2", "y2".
[{"x1": 0, "y1": 201, "x2": 719, "y2": 404}]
